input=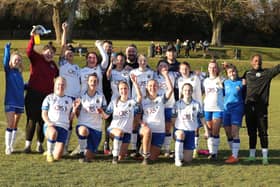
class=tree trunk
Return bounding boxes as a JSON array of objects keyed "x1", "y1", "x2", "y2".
[
  {"x1": 67, "y1": 0, "x2": 79, "y2": 43},
  {"x1": 211, "y1": 18, "x2": 223, "y2": 47},
  {"x1": 52, "y1": 5, "x2": 62, "y2": 43}
]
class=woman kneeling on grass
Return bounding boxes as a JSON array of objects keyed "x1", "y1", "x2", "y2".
[
  {"x1": 42, "y1": 77, "x2": 80, "y2": 162},
  {"x1": 76, "y1": 73, "x2": 107, "y2": 163},
  {"x1": 140, "y1": 70, "x2": 173, "y2": 164},
  {"x1": 98, "y1": 74, "x2": 142, "y2": 164},
  {"x1": 173, "y1": 83, "x2": 208, "y2": 167}
]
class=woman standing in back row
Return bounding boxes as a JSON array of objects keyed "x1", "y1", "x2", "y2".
[{"x1": 24, "y1": 28, "x2": 59, "y2": 153}]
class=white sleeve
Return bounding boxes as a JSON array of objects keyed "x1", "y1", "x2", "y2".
[{"x1": 95, "y1": 41, "x2": 108, "y2": 70}]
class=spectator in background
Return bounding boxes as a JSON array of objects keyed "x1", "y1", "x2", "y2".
[
  {"x1": 155, "y1": 43, "x2": 162, "y2": 56},
  {"x1": 165, "y1": 44, "x2": 180, "y2": 72},
  {"x1": 198, "y1": 40, "x2": 204, "y2": 51},
  {"x1": 124, "y1": 44, "x2": 138, "y2": 70},
  {"x1": 191, "y1": 40, "x2": 196, "y2": 52},
  {"x1": 175, "y1": 39, "x2": 181, "y2": 57},
  {"x1": 183, "y1": 40, "x2": 191, "y2": 58},
  {"x1": 149, "y1": 41, "x2": 155, "y2": 58}
]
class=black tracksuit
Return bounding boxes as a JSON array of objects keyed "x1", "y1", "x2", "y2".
[{"x1": 244, "y1": 64, "x2": 280, "y2": 149}]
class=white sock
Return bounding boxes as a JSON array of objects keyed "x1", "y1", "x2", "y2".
[
  {"x1": 130, "y1": 132, "x2": 137, "y2": 150},
  {"x1": 112, "y1": 136, "x2": 122, "y2": 157},
  {"x1": 25, "y1": 140, "x2": 31, "y2": 148},
  {"x1": 207, "y1": 137, "x2": 214, "y2": 154},
  {"x1": 78, "y1": 136, "x2": 87, "y2": 153},
  {"x1": 47, "y1": 139, "x2": 55, "y2": 155},
  {"x1": 228, "y1": 138, "x2": 233, "y2": 150},
  {"x1": 175, "y1": 139, "x2": 184, "y2": 161},
  {"x1": 37, "y1": 141, "x2": 42, "y2": 147},
  {"x1": 212, "y1": 136, "x2": 220, "y2": 154},
  {"x1": 64, "y1": 130, "x2": 72, "y2": 152},
  {"x1": 164, "y1": 134, "x2": 172, "y2": 153},
  {"x1": 249, "y1": 149, "x2": 256, "y2": 157},
  {"x1": 262, "y1": 148, "x2": 268, "y2": 159},
  {"x1": 232, "y1": 139, "x2": 240, "y2": 158},
  {"x1": 5, "y1": 128, "x2": 13, "y2": 148},
  {"x1": 10, "y1": 128, "x2": 17, "y2": 148},
  {"x1": 194, "y1": 136, "x2": 199, "y2": 149}
]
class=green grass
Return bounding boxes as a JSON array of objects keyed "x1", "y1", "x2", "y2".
[{"x1": 0, "y1": 40, "x2": 280, "y2": 186}]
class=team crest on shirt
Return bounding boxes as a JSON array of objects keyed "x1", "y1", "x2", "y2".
[
  {"x1": 65, "y1": 100, "x2": 68, "y2": 104},
  {"x1": 147, "y1": 75, "x2": 151, "y2": 79},
  {"x1": 256, "y1": 72, "x2": 261, "y2": 77},
  {"x1": 191, "y1": 78, "x2": 194, "y2": 81},
  {"x1": 192, "y1": 107, "x2": 196, "y2": 111},
  {"x1": 68, "y1": 69, "x2": 75, "y2": 74},
  {"x1": 122, "y1": 72, "x2": 129, "y2": 77},
  {"x1": 96, "y1": 99, "x2": 100, "y2": 103},
  {"x1": 236, "y1": 86, "x2": 240, "y2": 91},
  {"x1": 89, "y1": 105, "x2": 96, "y2": 112},
  {"x1": 128, "y1": 103, "x2": 131, "y2": 108}
]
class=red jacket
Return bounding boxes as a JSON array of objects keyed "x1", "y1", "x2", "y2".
[{"x1": 26, "y1": 36, "x2": 59, "y2": 94}]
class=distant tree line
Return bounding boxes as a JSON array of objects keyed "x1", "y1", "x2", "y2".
[{"x1": 0, "y1": 0, "x2": 279, "y2": 47}]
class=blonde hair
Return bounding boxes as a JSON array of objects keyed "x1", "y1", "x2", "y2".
[
  {"x1": 9, "y1": 51, "x2": 23, "y2": 72},
  {"x1": 53, "y1": 76, "x2": 67, "y2": 90}
]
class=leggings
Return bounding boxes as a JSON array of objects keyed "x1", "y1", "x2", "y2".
[
  {"x1": 25, "y1": 88, "x2": 47, "y2": 143},
  {"x1": 245, "y1": 103, "x2": 268, "y2": 149}
]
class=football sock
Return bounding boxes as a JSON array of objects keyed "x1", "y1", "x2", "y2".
[
  {"x1": 112, "y1": 136, "x2": 123, "y2": 157},
  {"x1": 175, "y1": 139, "x2": 184, "y2": 161},
  {"x1": 195, "y1": 135, "x2": 199, "y2": 149},
  {"x1": 207, "y1": 136, "x2": 214, "y2": 154},
  {"x1": 5, "y1": 128, "x2": 13, "y2": 148},
  {"x1": 47, "y1": 139, "x2": 56, "y2": 155},
  {"x1": 78, "y1": 135, "x2": 87, "y2": 153},
  {"x1": 249, "y1": 149, "x2": 256, "y2": 157},
  {"x1": 212, "y1": 136, "x2": 220, "y2": 155},
  {"x1": 164, "y1": 133, "x2": 172, "y2": 152},
  {"x1": 232, "y1": 139, "x2": 240, "y2": 158},
  {"x1": 262, "y1": 148, "x2": 268, "y2": 159},
  {"x1": 131, "y1": 131, "x2": 137, "y2": 150},
  {"x1": 11, "y1": 128, "x2": 18, "y2": 148},
  {"x1": 227, "y1": 138, "x2": 233, "y2": 150}
]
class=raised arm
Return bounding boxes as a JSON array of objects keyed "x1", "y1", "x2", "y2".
[
  {"x1": 106, "y1": 58, "x2": 114, "y2": 81},
  {"x1": 26, "y1": 28, "x2": 41, "y2": 61},
  {"x1": 162, "y1": 71, "x2": 173, "y2": 100},
  {"x1": 95, "y1": 40, "x2": 108, "y2": 70},
  {"x1": 130, "y1": 73, "x2": 142, "y2": 103},
  {"x1": 3, "y1": 43, "x2": 11, "y2": 70},
  {"x1": 60, "y1": 22, "x2": 68, "y2": 58}
]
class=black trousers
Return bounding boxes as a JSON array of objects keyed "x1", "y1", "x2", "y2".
[
  {"x1": 245, "y1": 103, "x2": 268, "y2": 149},
  {"x1": 25, "y1": 88, "x2": 47, "y2": 143}
]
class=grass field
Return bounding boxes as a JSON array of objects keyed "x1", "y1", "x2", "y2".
[{"x1": 0, "y1": 40, "x2": 280, "y2": 186}]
